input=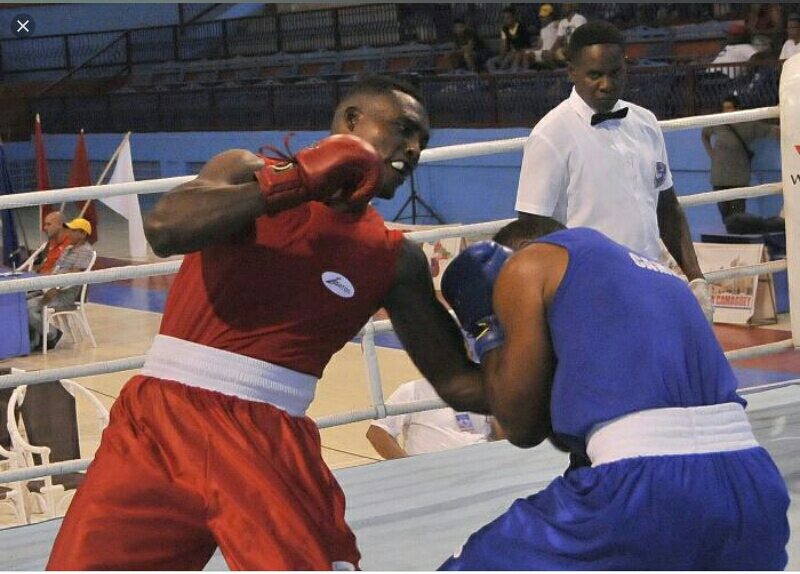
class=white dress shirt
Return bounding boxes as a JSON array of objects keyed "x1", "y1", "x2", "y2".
[{"x1": 515, "y1": 88, "x2": 673, "y2": 260}]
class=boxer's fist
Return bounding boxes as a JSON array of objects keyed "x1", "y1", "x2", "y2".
[
  {"x1": 441, "y1": 241, "x2": 513, "y2": 358},
  {"x1": 255, "y1": 134, "x2": 383, "y2": 215},
  {"x1": 689, "y1": 278, "x2": 714, "y2": 324}
]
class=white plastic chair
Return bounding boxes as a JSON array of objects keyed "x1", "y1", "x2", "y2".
[
  {"x1": 0, "y1": 438, "x2": 28, "y2": 525},
  {"x1": 16, "y1": 242, "x2": 47, "y2": 272},
  {"x1": 0, "y1": 368, "x2": 33, "y2": 525},
  {"x1": 6, "y1": 379, "x2": 109, "y2": 520},
  {"x1": 42, "y1": 250, "x2": 98, "y2": 354}
]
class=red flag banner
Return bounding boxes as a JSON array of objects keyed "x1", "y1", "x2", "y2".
[
  {"x1": 34, "y1": 114, "x2": 56, "y2": 228},
  {"x1": 69, "y1": 130, "x2": 98, "y2": 243}
]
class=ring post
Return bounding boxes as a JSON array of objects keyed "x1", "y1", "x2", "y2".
[{"x1": 780, "y1": 53, "x2": 800, "y2": 347}]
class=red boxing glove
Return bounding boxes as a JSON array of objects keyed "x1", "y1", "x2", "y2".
[{"x1": 255, "y1": 134, "x2": 383, "y2": 215}]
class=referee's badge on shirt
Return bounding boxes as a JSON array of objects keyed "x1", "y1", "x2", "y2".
[
  {"x1": 654, "y1": 162, "x2": 667, "y2": 187},
  {"x1": 455, "y1": 413, "x2": 475, "y2": 432}
]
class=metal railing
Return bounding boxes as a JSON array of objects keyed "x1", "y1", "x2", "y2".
[{"x1": 0, "y1": 61, "x2": 778, "y2": 138}]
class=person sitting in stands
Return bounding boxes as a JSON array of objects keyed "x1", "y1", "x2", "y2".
[
  {"x1": 779, "y1": 13, "x2": 800, "y2": 61},
  {"x1": 707, "y1": 23, "x2": 759, "y2": 79},
  {"x1": 447, "y1": 18, "x2": 489, "y2": 73},
  {"x1": 486, "y1": 6, "x2": 531, "y2": 73},
  {"x1": 549, "y1": 3, "x2": 587, "y2": 67},
  {"x1": 523, "y1": 4, "x2": 560, "y2": 70}
]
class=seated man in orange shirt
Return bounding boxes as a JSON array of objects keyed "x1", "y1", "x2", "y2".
[{"x1": 35, "y1": 211, "x2": 72, "y2": 274}]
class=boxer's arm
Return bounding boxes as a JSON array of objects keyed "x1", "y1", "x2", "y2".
[
  {"x1": 382, "y1": 239, "x2": 488, "y2": 415},
  {"x1": 146, "y1": 136, "x2": 382, "y2": 257},
  {"x1": 145, "y1": 149, "x2": 267, "y2": 257},
  {"x1": 481, "y1": 244, "x2": 558, "y2": 448}
]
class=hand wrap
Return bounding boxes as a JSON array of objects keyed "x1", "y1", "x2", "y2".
[{"x1": 689, "y1": 278, "x2": 714, "y2": 324}]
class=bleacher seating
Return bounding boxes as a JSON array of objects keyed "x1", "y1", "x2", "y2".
[{"x1": 0, "y1": 3, "x2": 785, "y2": 137}]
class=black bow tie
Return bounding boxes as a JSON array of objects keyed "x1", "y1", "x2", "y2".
[{"x1": 590, "y1": 107, "x2": 629, "y2": 126}]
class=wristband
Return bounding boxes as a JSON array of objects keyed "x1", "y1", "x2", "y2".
[{"x1": 254, "y1": 160, "x2": 306, "y2": 215}]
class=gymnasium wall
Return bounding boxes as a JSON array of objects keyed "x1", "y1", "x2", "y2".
[{"x1": 3, "y1": 126, "x2": 783, "y2": 241}]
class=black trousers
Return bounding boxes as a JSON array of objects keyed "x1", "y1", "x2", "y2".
[
  {"x1": 715, "y1": 185, "x2": 746, "y2": 221},
  {"x1": 714, "y1": 185, "x2": 784, "y2": 235}
]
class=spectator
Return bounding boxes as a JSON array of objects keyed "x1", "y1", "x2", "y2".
[
  {"x1": 707, "y1": 22, "x2": 759, "y2": 79},
  {"x1": 749, "y1": 32, "x2": 778, "y2": 61},
  {"x1": 34, "y1": 211, "x2": 71, "y2": 274},
  {"x1": 701, "y1": 94, "x2": 781, "y2": 233},
  {"x1": 486, "y1": 6, "x2": 531, "y2": 73},
  {"x1": 779, "y1": 13, "x2": 800, "y2": 61},
  {"x1": 514, "y1": 21, "x2": 712, "y2": 322},
  {"x1": 447, "y1": 18, "x2": 489, "y2": 73},
  {"x1": 746, "y1": 3, "x2": 785, "y2": 56},
  {"x1": 27, "y1": 217, "x2": 95, "y2": 351},
  {"x1": 550, "y1": 3, "x2": 587, "y2": 67},
  {"x1": 523, "y1": 4, "x2": 560, "y2": 70},
  {"x1": 366, "y1": 378, "x2": 502, "y2": 459}
]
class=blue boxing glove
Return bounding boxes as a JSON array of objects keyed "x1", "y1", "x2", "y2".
[{"x1": 441, "y1": 241, "x2": 513, "y2": 359}]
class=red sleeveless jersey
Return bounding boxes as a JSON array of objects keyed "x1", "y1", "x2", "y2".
[{"x1": 159, "y1": 202, "x2": 403, "y2": 377}]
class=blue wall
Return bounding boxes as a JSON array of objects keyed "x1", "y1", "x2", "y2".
[{"x1": 4, "y1": 127, "x2": 783, "y2": 241}]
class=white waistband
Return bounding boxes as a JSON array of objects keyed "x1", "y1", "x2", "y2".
[
  {"x1": 141, "y1": 335, "x2": 317, "y2": 417},
  {"x1": 585, "y1": 403, "x2": 758, "y2": 466}
]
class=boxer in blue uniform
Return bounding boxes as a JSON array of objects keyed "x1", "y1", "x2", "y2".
[{"x1": 438, "y1": 215, "x2": 789, "y2": 570}]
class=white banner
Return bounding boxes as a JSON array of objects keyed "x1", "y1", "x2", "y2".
[
  {"x1": 386, "y1": 222, "x2": 466, "y2": 289},
  {"x1": 100, "y1": 139, "x2": 148, "y2": 259},
  {"x1": 694, "y1": 242, "x2": 776, "y2": 325}
]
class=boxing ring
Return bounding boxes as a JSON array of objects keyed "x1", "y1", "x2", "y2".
[{"x1": 1, "y1": 56, "x2": 799, "y2": 569}]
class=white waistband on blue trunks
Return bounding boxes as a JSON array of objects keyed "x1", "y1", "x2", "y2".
[
  {"x1": 141, "y1": 335, "x2": 318, "y2": 417},
  {"x1": 585, "y1": 402, "x2": 759, "y2": 466}
]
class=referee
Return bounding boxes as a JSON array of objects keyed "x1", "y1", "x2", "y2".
[{"x1": 514, "y1": 20, "x2": 713, "y2": 322}]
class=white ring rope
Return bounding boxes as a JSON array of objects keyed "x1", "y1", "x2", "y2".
[
  {"x1": 725, "y1": 339, "x2": 795, "y2": 362},
  {"x1": 0, "y1": 225, "x2": 786, "y2": 295},
  {"x1": 658, "y1": 105, "x2": 779, "y2": 132},
  {"x1": 0, "y1": 177, "x2": 194, "y2": 210},
  {"x1": 0, "y1": 260, "x2": 180, "y2": 294},
  {"x1": 707, "y1": 259, "x2": 787, "y2": 280},
  {"x1": 0, "y1": 300, "x2": 791, "y2": 391},
  {"x1": 0, "y1": 395, "x2": 452, "y2": 484},
  {"x1": 0, "y1": 101, "x2": 793, "y2": 488},
  {"x1": 680, "y1": 183, "x2": 783, "y2": 207},
  {"x1": 0, "y1": 357, "x2": 145, "y2": 388},
  {"x1": 0, "y1": 107, "x2": 780, "y2": 212},
  {"x1": 738, "y1": 378, "x2": 800, "y2": 395}
]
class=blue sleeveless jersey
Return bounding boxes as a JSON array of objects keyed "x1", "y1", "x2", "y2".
[
  {"x1": 439, "y1": 228, "x2": 789, "y2": 571},
  {"x1": 537, "y1": 228, "x2": 743, "y2": 451}
]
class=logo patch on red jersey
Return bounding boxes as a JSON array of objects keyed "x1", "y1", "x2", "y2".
[{"x1": 322, "y1": 272, "x2": 354, "y2": 298}]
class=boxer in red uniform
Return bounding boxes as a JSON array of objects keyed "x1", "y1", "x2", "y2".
[{"x1": 47, "y1": 76, "x2": 488, "y2": 570}]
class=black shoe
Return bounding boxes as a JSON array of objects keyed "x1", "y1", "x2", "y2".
[{"x1": 47, "y1": 329, "x2": 63, "y2": 349}]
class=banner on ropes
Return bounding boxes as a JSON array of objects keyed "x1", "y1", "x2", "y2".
[
  {"x1": 693, "y1": 242, "x2": 777, "y2": 325},
  {"x1": 386, "y1": 222, "x2": 466, "y2": 290}
]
